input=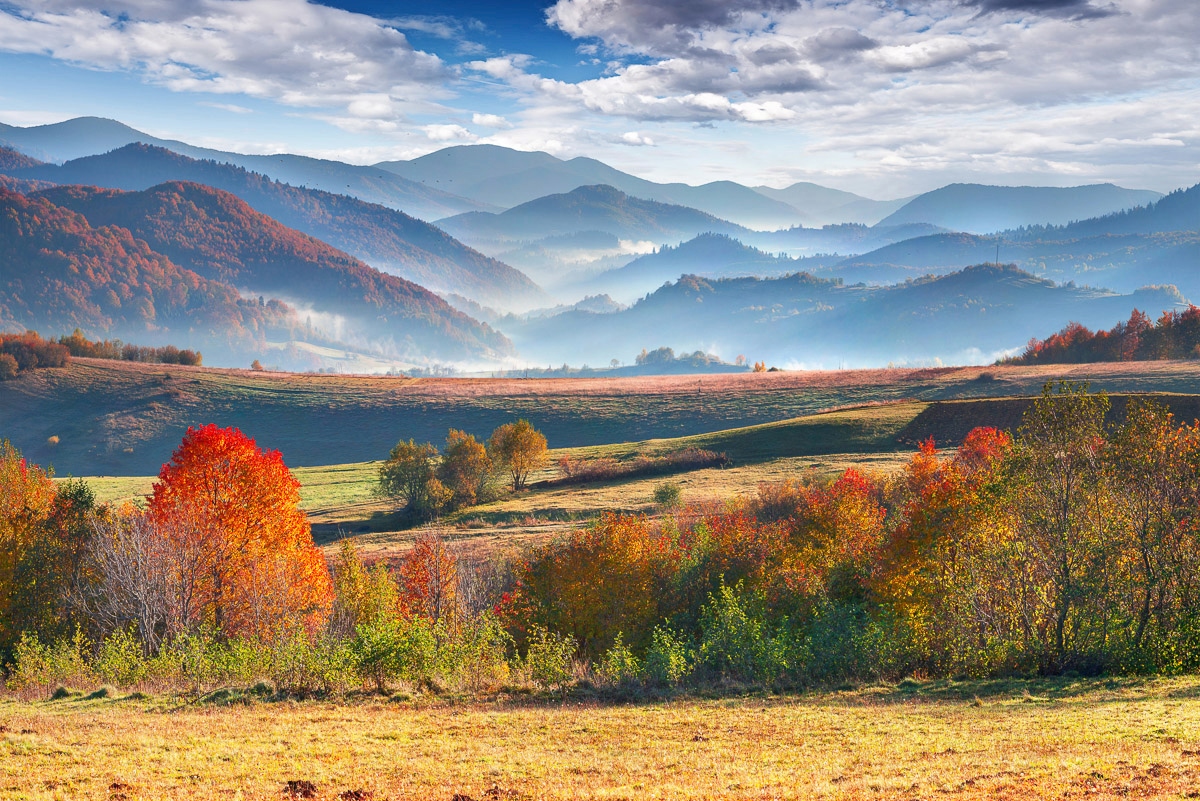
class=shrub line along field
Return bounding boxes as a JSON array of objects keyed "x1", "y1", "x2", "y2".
[
  {"x1": 62, "y1": 389, "x2": 1200, "y2": 564},
  {"x1": 8, "y1": 357, "x2": 1200, "y2": 477},
  {"x1": 2, "y1": 678, "x2": 1199, "y2": 800}
]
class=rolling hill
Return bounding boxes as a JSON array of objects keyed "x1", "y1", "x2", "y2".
[
  {"x1": 379, "y1": 144, "x2": 805, "y2": 230},
  {"x1": 0, "y1": 116, "x2": 487, "y2": 220},
  {"x1": 814, "y1": 184, "x2": 1200, "y2": 295},
  {"x1": 29, "y1": 181, "x2": 512, "y2": 362},
  {"x1": 752, "y1": 182, "x2": 912, "y2": 226},
  {"x1": 499, "y1": 263, "x2": 1187, "y2": 368},
  {"x1": 437, "y1": 185, "x2": 748, "y2": 249},
  {"x1": 0, "y1": 187, "x2": 291, "y2": 351},
  {"x1": 581, "y1": 233, "x2": 801, "y2": 301},
  {"x1": 2, "y1": 143, "x2": 543, "y2": 306},
  {"x1": 877, "y1": 183, "x2": 1164, "y2": 233}
]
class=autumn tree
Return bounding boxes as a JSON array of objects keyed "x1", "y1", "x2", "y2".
[
  {"x1": 1105, "y1": 397, "x2": 1200, "y2": 665},
  {"x1": 147, "y1": 424, "x2": 333, "y2": 640},
  {"x1": 399, "y1": 530, "x2": 460, "y2": 626},
  {"x1": 378, "y1": 439, "x2": 448, "y2": 516},
  {"x1": 437, "y1": 429, "x2": 494, "y2": 509},
  {"x1": 0, "y1": 441, "x2": 59, "y2": 656},
  {"x1": 329, "y1": 540, "x2": 402, "y2": 638},
  {"x1": 488, "y1": 420, "x2": 548, "y2": 491},
  {"x1": 1007, "y1": 381, "x2": 1113, "y2": 670}
]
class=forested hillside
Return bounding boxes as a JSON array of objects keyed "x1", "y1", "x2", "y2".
[
  {"x1": 0, "y1": 188, "x2": 288, "y2": 346},
  {"x1": 3, "y1": 144, "x2": 541, "y2": 306},
  {"x1": 33, "y1": 182, "x2": 513, "y2": 361}
]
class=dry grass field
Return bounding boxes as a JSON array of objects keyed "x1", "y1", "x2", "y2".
[{"x1": 1, "y1": 678, "x2": 1198, "y2": 800}]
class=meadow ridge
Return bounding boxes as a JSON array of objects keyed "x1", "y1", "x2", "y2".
[
  {"x1": 1, "y1": 677, "x2": 1198, "y2": 800},
  {"x1": 8, "y1": 357, "x2": 1200, "y2": 478}
]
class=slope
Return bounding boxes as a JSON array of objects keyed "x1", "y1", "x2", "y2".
[
  {"x1": 0, "y1": 187, "x2": 288, "y2": 348},
  {"x1": 501, "y1": 264, "x2": 1186, "y2": 368},
  {"x1": 583, "y1": 233, "x2": 801, "y2": 301},
  {"x1": 438, "y1": 184, "x2": 748, "y2": 248},
  {"x1": 4, "y1": 143, "x2": 542, "y2": 306},
  {"x1": 877, "y1": 183, "x2": 1164, "y2": 233},
  {"x1": 32, "y1": 182, "x2": 512, "y2": 362},
  {"x1": 753, "y1": 182, "x2": 912, "y2": 226},
  {"x1": 380, "y1": 144, "x2": 807, "y2": 230},
  {"x1": 0, "y1": 116, "x2": 487, "y2": 220}
]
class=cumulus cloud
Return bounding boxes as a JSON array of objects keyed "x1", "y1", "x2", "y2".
[
  {"x1": 548, "y1": 0, "x2": 801, "y2": 55},
  {"x1": 0, "y1": 0, "x2": 448, "y2": 118},
  {"x1": 620, "y1": 131, "x2": 654, "y2": 145},
  {"x1": 472, "y1": 112, "x2": 512, "y2": 128},
  {"x1": 423, "y1": 124, "x2": 476, "y2": 142}
]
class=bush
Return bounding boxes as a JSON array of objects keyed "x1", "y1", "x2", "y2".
[
  {"x1": 595, "y1": 632, "x2": 642, "y2": 685},
  {"x1": 5, "y1": 629, "x2": 96, "y2": 694},
  {"x1": 94, "y1": 628, "x2": 149, "y2": 687},
  {"x1": 652, "y1": 481, "x2": 682, "y2": 509},
  {"x1": 696, "y1": 583, "x2": 787, "y2": 684},
  {"x1": 435, "y1": 613, "x2": 513, "y2": 692},
  {"x1": 644, "y1": 626, "x2": 691, "y2": 685},
  {"x1": 351, "y1": 616, "x2": 436, "y2": 693},
  {"x1": 521, "y1": 626, "x2": 576, "y2": 689},
  {"x1": 0, "y1": 353, "x2": 17, "y2": 380}
]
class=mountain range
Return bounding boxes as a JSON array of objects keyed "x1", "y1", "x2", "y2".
[
  {"x1": 437, "y1": 184, "x2": 748, "y2": 250},
  {"x1": 1, "y1": 181, "x2": 511, "y2": 363},
  {"x1": 1, "y1": 144, "x2": 542, "y2": 307},
  {"x1": 0, "y1": 117, "x2": 488, "y2": 220},
  {"x1": 0, "y1": 115, "x2": 1195, "y2": 372},
  {"x1": 503, "y1": 264, "x2": 1186, "y2": 368}
]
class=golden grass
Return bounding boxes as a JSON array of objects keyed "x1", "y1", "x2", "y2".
[{"x1": 2, "y1": 678, "x2": 1198, "y2": 799}]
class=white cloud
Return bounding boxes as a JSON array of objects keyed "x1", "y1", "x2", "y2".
[
  {"x1": 199, "y1": 101, "x2": 253, "y2": 114},
  {"x1": 0, "y1": 0, "x2": 448, "y2": 119},
  {"x1": 423, "y1": 123, "x2": 476, "y2": 142},
  {"x1": 621, "y1": 131, "x2": 654, "y2": 145},
  {"x1": 472, "y1": 112, "x2": 512, "y2": 128}
]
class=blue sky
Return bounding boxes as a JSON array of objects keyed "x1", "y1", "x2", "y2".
[{"x1": 0, "y1": 0, "x2": 1197, "y2": 197}]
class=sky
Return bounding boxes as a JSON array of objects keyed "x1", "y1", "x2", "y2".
[{"x1": 0, "y1": 0, "x2": 1197, "y2": 198}]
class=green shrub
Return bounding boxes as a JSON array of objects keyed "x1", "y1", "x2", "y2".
[
  {"x1": 644, "y1": 625, "x2": 691, "y2": 685},
  {"x1": 5, "y1": 628, "x2": 96, "y2": 693},
  {"x1": 522, "y1": 626, "x2": 576, "y2": 689},
  {"x1": 596, "y1": 632, "x2": 642, "y2": 685},
  {"x1": 94, "y1": 628, "x2": 148, "y2": 687},
  {"x1": 652, "y1": 481, "x2": 683, "y2": 509},
  {"x1": 697, "y1": 583, "x2": 787, "y2": 684},
  {"x1": 351, "y1": 616, "x2": 437, "y2": 693},
  {"x1": 435, "y1": 613, "x2": 513, "y2": 692}
]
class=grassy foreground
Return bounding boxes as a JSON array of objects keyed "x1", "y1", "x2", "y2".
[{"x1": 1, "y1": 678, "x2": 1198, "y2": 800}]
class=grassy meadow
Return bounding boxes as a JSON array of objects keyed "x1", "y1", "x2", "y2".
[
  {"x1": 9, "y1": 357, "x2": 1200, "y2": 478},
  {"x1": 1, "y1": 678, "x2": 1199, "y2": 800}
]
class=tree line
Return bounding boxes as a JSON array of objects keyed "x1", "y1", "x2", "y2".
[
  {"x1": 4, "y1": 382, "x2": 1200, "y2": 699},
  {"x1": 1009, "y1": 306, "x2": 1200, "y2": 365},
  {"x1": 0, "y1": 329, "x2": 203, "y2": 382}
]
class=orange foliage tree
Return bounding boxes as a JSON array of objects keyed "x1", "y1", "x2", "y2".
[
  {"x1": 147, "y1": 424, "x2": 332, "y2": 640},
  {"x1": 0, "y1": 441, "x2": 59, "y2": 654}
]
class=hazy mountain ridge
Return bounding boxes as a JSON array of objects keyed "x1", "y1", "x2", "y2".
[
  {"x1": 0, "y1": 117, "x2": 488, "y2": 220},
  {"x1": 499, "y1": 264, "x2": 1186, "y2": 368},
  {"x1": 379, "y1": 144, "x2": 806, "y2": 229},
  {"x1": 0, "y1": 187, "x2": 293, "y2": 351},
  {"x1": 581, "y1": 233, "x2": 801, "y2": 301},
  {"x1": 2, "y1": 143, "x2": 542, "y2": 306},
  {"x1": 877, "y1": 183, "x2": 1164, "y2": 233},
  {"x1": 438, "y1": 184, "x2": 748, "y2": 249},
  {"x1": 818, "y1": 184, "x2": 1200, "y2": 294},
  {"x1": 30, "y1": 181, "x2": 512, "y2": 362}
]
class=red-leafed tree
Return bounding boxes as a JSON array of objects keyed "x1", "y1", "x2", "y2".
[{"x1": 147, "y1": 424, "x2": 332, "y2": 640}]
